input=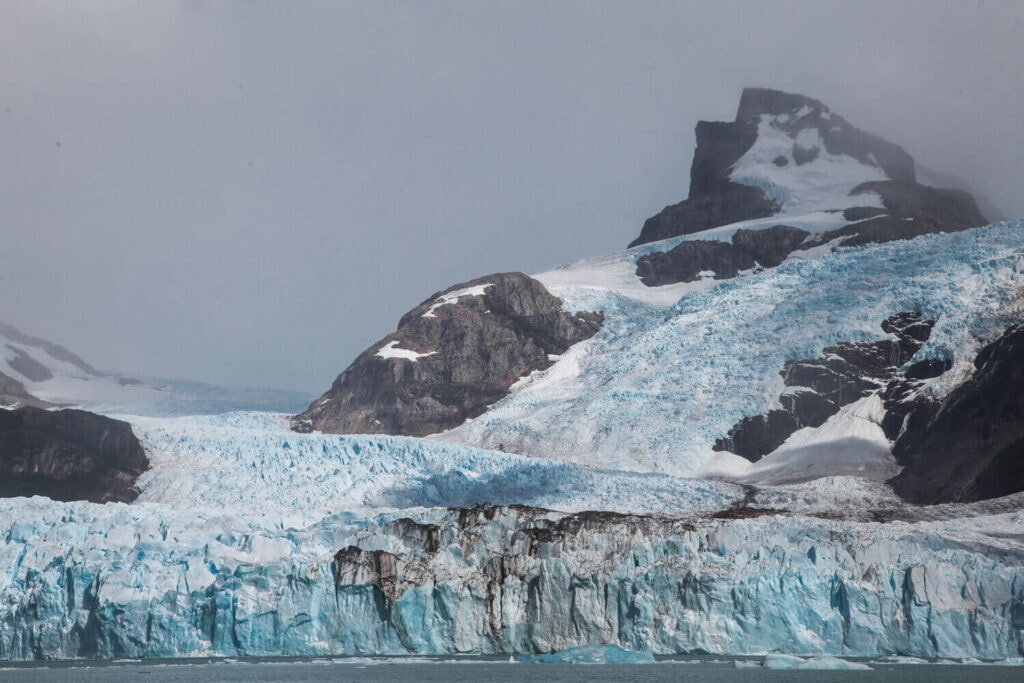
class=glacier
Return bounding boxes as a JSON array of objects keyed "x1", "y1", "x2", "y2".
[
  {"x1": 3, "y1": 222, "x2": 1024, "y2": 660},
  {"x1": 444, "y1": 222, "x2": 1024, "y2": 474},
  {"x1": 2, "y1": 496, "x2": 1023, "y2": 659}
]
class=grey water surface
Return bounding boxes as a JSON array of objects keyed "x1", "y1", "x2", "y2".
[{"x1": 2, "y1": 658, "x2": 1022, "y2": 682}]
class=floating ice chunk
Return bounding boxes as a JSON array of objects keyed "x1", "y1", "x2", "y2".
[
  {"x1": 761, "y1": 654, "x2": 872, "y2": 670},
  {"x1": 521, "y1": 645, "x2": 655, "y2": 664},
  {"x1": 762, "y1": 653, "x2": 808, "y2": 669},
  {"x1": 801, "y1": 655, "x2": 872, "y2": 670},
  {"x1": 422, "y1": 284, "x2": 493, "y2": 318},
  {"x1": 375, "y1": 341, "x2": 437, "y2": 362}
]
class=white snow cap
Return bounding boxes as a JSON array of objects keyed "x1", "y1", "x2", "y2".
[{"x1": 375, "y1": 340, "x2": 437, "y2": 362}]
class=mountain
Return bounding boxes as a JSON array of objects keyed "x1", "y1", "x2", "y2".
[
  {"x1": 0, "y1": 322, "x2": 311, "y2": 503},
  {"x1": 0, "y1": 320, "x2": 313, "y2": 416},
  {"x1": 630, "y1": 87, "x2": 984, "y2": 250},
  {"x1": 295, "y1": 87, "x2": 1019, "y2": 505},
  {"x1": 293, "y1": 273, "x2": 603, "y2": 436},
  {"x1": 2, "y1": 87, "x2": 1023, "y2": 662}
]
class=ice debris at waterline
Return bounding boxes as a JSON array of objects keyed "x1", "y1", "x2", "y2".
[
  {"x1": 520, "y1": 645, "x2": 654, "y2": 664},
  {"x1": 735, "y1": 654, "x2": 872, "y2": 670},
  {"x1": 2, "y1": 500, "x2": 1023, "y2": 660}
]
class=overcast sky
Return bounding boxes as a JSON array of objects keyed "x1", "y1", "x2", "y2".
[{"x1": 2, "y1": 0, "x2": 1022, "y2": 393}]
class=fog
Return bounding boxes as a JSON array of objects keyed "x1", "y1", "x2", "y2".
[{"x1": 1, "y1": 0, "x2": 1021, "y2": 392}]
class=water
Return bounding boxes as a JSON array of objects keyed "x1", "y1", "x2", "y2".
[{"x1": 2, "y1": 658, "x2": 1022, "y2": 682}]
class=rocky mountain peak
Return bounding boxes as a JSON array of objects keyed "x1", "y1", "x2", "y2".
[
  {"x1": 293, "y1": 272, "x2": 603, "y2": 436},
  {"x1": 630, "y1": 87, "x2": 945, "y2": 248}
]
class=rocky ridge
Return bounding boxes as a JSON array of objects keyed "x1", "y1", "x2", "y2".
[
  {"x1": 714, "y1": 312, "x2": 937, "y2": 461},
  {"x1": 293, "y1": 272, "x2": 602, "y2": 436}
]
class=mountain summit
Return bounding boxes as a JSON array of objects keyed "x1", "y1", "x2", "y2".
[{"x1": 630, "y1": 86, "x2": 983, "y2": 249}]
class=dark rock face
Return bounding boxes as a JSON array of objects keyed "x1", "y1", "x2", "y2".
[
  {"x1": 715, "y1": 313, "x2": 934, "y2": 462},
  {"x1": 0, "y1": 371, "x2": 52, "y2": 409},
  {"x1": 630, "y1": 109, "x2": 776, "y2": 248},
  {"x1": 634, "y1": 184, "x2": 779, "y2": 249},
  {"x1": 809, "y1": 181, "x2": 987, "y2": 249},
  {"x1": 0, "y1": 407, "x2": 149, "y2": 503},
  {"x1": 635, "y1": 225, "x2": 810, "y2": 286},
  {"x1": 889, "y1": 325, "x2": 1024, "y2": 504},
  {"x1": 6, "y1": 346, "x2": 54, "y2": 382},
  {"x1": 293, "y1": 272, "x2": 603, "y2": 436},
  {"x1": 629, "y1": 87, "x2": 918, "y2": 248}
]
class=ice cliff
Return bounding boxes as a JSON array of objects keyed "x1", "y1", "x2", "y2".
[{"x1": 2, "y1": 499, "x2": 1022, "y2": 659}]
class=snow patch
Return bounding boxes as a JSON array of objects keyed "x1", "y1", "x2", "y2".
[
  {"x1": 731, "y1": 115, "x2": 888, "y2": 215},
  {"x1": 375, "y1": 341, "x2": 437, "y2": 362},
  {"x1": 422, "y1": 284, "x2": 493, "y2": 318}
]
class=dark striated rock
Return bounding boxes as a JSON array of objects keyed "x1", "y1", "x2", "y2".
[
  {"x1": 630, "y1": 105, "x2": 775, "y2": 248},
  {"x1": 809, "y1": 181, "x2": 988, "y2": 249},
  {"x1": 636, "y1": 240, "x2": 740, "y2": 286},
  {"x1": 635, "y1": 225, "x2": 810, "y2": 286},
  {"x1": 716, "y1": 411, "x2": 800, "y2": 461},
  {"x1": 294, "y1": 272, "x2": 603, "y2": 436},
  {"x1": 732, "y1": 225, "x2": 811, "y2": 268},
  {"x1": 889, "y1": 325, "x2": 1024, "y2": 504},
  {"x1": 631, "y1": 87, "x2": 988, "y2": 288},
  {"x1": 634, "y1": 185, "x2": 779, "y2": 249},
  {"x1": 715, "y1": 313, "x2": 935, "y2": 461},
  {"x1": 0, "y1": 406, "x2": 148, "y2": 503}
]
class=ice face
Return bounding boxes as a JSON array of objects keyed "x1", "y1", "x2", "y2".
[{"x1": 2, "y1": 499, "x2": 1022, "y2": 660}]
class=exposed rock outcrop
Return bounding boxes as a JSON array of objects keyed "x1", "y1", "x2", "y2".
[
  {"x1": 293, "y1": 272, "x2": 603, "y2": 436},
  {"x1": 715, "y1": 313, "x2": 935, "y2": 461},
  {"x1": 635, "y1": 225, "x2": 810, "y2": 286},
  {"x1": 889, "y1": 324, "x2": 1024, "y2": 504},
  {"x1": 0, "y1": 371, "x2": 52, "y2": 409},
  {"x1": 0, "y1": 406, "x2": 149, "y2": 503},
  {"x1": 807, "y1": 181, "x2": 987, "y2": 248}
]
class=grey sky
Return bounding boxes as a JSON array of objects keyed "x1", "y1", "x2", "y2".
[{"x1": 2, "y1": 0, "x2": 1022, "y2": 392}]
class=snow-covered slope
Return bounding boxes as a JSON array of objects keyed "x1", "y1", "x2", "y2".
[
  {"x1": 729, "y1": 111, "x2": 888, "y2": 215},
  {"x1": 0, "y1": 321, "x2": 311, "y2": 416},
  {"x1": 438, "y1": 222, "x2": 1024, "y2": 474}
]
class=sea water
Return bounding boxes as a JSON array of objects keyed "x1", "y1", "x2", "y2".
[{"x1": 2, "y1": 658, "x2": 1022, "y2": 682}]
